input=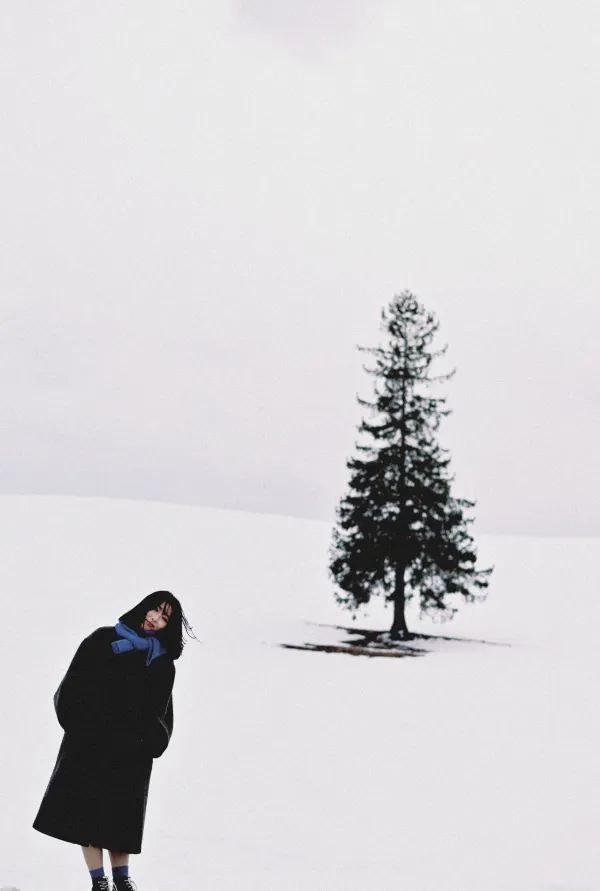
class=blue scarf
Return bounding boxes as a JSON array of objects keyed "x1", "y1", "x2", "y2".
[{"x1": 111, "y1": 622, "x2": 168, "y2": 666}]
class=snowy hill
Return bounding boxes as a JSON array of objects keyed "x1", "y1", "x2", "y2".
[{"x1": 1, "y1": 495, "x2": 598, "y2": 891}]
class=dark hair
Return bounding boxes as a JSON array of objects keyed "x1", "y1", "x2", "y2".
[{"x1": 118, "y1": 590, "x2": 197, "y2": 661}]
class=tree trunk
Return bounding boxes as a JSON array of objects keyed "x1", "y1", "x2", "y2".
[
  {"x1": 390, "y1": 336, "x2": 412, "y2": 641},
  {"x1": 390, "y1": 560, "x2": 411, "y2": 639}
]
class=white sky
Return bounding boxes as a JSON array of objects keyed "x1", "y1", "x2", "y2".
[{"x1": 1, "y1": 1, "x2": 598, "y2": 535}]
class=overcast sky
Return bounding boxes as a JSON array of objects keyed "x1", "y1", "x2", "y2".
[{"x1": 1, "y1": 0, "x2": 598, "y2": 537}]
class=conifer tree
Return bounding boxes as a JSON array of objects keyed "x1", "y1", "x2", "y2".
[{"x1": 329, "y1": 290, "x2": 493, "y2": 640}]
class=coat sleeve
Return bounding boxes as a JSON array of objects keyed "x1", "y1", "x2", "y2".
[
  {"x1": 53, "y1": 630, "x2": 103, "y2": 735},
  {"x1": 142, "y1": 660, "x2": 175, "y2": 759}
]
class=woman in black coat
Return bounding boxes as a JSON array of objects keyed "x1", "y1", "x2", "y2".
[{"x1": 33, "y1": 590, "x2": 194, "y2": 891}]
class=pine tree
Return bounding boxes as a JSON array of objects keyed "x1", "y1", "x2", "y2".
[{"x1": 329, "y1": 290, "x2": 493, "y2": 640}]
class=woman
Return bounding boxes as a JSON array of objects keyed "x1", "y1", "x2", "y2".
[{"x1": 33, "y1": 590, "x2": 195, "y2": 891}]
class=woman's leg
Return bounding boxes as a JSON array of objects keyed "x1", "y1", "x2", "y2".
[
  {"x1": 81, "y1": 845, "x2": 103, "y2": 871},
  {"x1": 108, "y1": 849, "x2": 130, "y2": 869}
]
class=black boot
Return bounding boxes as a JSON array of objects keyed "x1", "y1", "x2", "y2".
[
  {"x1": 91, "y1": 878, "x2": 114, "y2": 891},
  {"x1": 113, "y1": 878, "x2": 138, "y2": 891}
]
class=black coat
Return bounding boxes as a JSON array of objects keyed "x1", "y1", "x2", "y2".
[{"x1": 33, "y1": 626, "x2": 175, "y2": 854}]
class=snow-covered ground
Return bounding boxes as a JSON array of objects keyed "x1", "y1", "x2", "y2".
[{"x1": 1, "y1": 495, "x2": 598, "y2": 891}]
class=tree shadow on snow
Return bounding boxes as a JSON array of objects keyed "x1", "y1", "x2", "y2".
[{"x1": 280, "y1": 623, "x2": 511, "y2": 659}]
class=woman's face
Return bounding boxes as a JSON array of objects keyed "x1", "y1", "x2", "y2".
[{"x1": 142, "y1": 601, "x2": 173, "y2": 633}]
